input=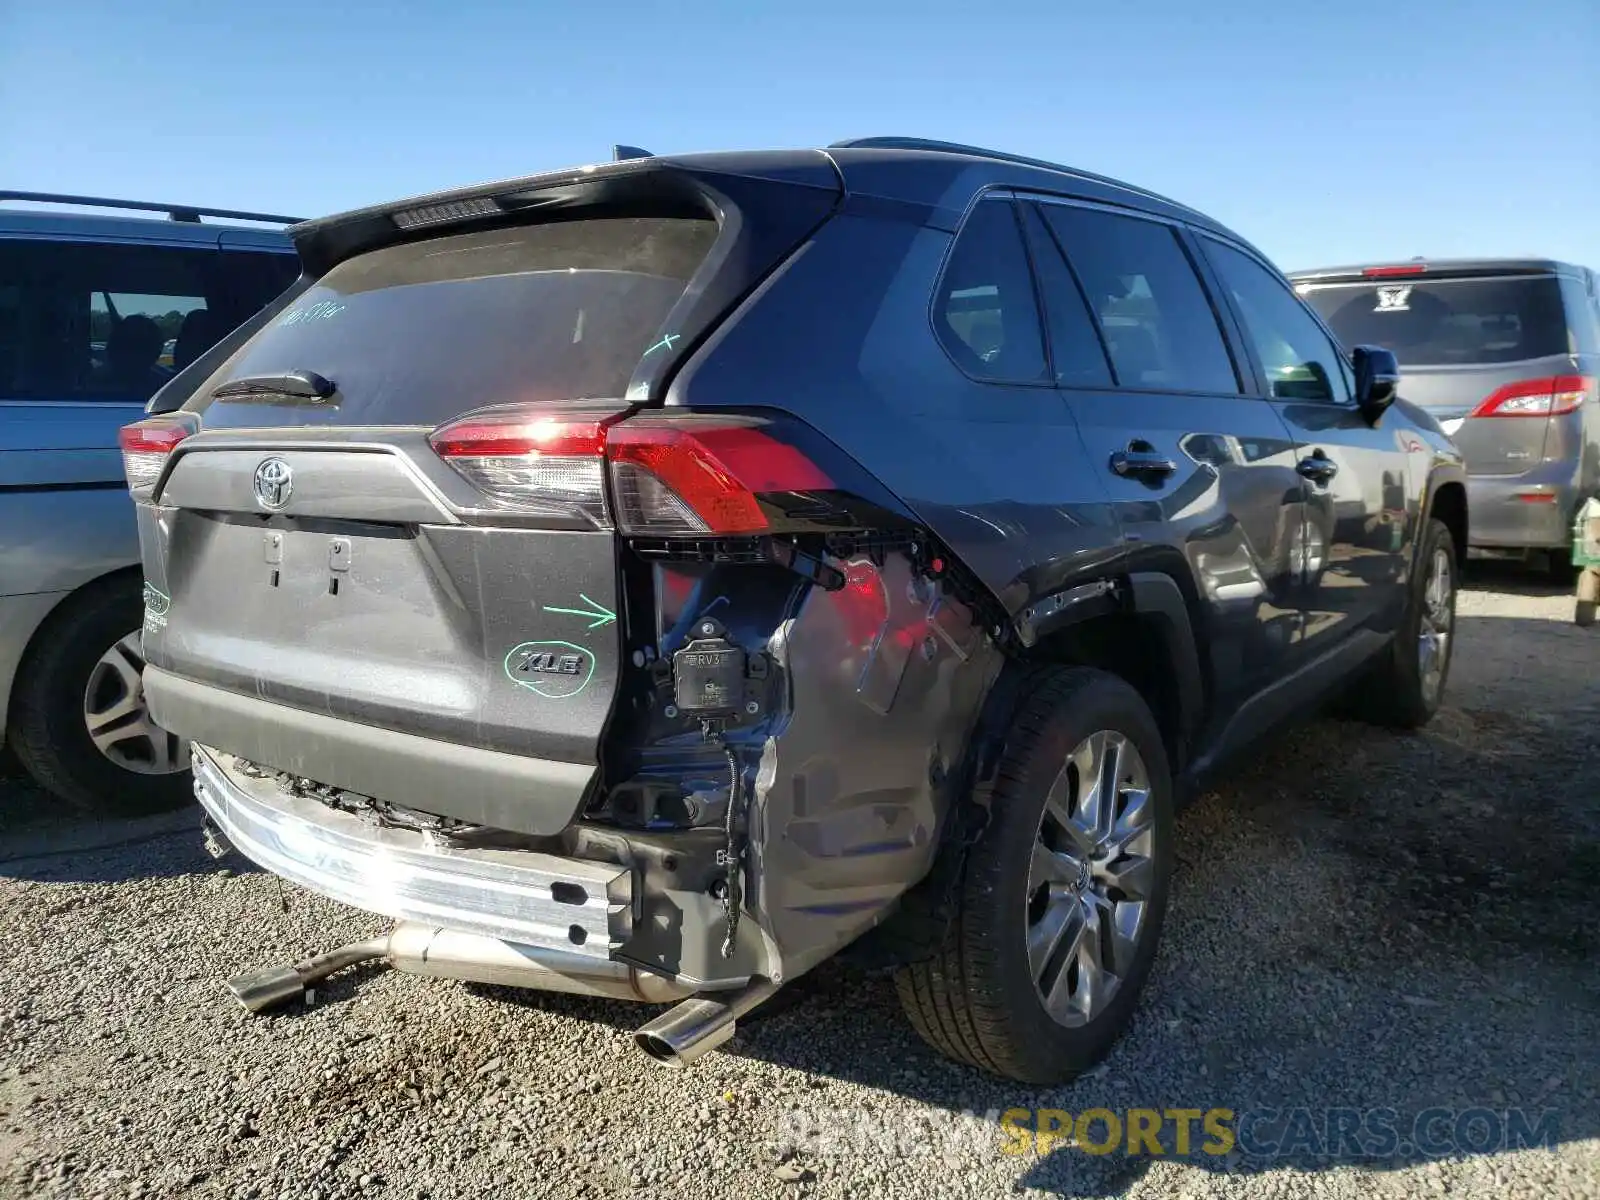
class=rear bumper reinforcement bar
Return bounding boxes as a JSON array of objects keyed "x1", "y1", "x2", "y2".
[{"x1": 191, "y1": 744, "x2": 632, "y2": 958}]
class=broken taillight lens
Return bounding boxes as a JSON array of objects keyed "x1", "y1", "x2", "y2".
[
  {"x1": 119, "y1": 415, "x2": 197, "y2": 495},
  {"x1": 429, "y1": 408, "x2": 838, "y2": 535},
  {"x1": 1470, "y1": 375, "x2": 1594, "y2": 418}
]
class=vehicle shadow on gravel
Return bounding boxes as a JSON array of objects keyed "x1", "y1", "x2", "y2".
[
  {"x1": 0, "y1": 783, "x2": 249, "y2": 885},
  {"x1": 1460, "y1": 559, "x2": 1572, "y2": 598},
  {"x1": 700, "y1": 612, "x2": 1600, "y2": 1195}
]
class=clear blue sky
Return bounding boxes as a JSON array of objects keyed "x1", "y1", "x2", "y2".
[{"x1": 3, "y1": 0, "x2": 1596, "y2": 272}]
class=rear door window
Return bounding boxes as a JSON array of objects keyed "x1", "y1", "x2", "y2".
[
  {"x1": 1016, "y1": 203, "x2": 1113, "y2": 388},
  {"x1": 1038, "y1": 204, "x2": 1240, "y2": 395},
  {"x1": 1299, "y1": 274, "x2": 1570, "y2": 365},
  {"x1": 0, "y1": 239, "x2": 297, "y2": 403},
  {"x1": 191, "y1": 217, "x2": 719, "y2": 428},
  {"x1": 934, "y1": 197, "x2": 1049, "y2": 385}
]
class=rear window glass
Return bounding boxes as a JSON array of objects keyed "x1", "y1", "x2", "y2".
[
  {"x1": 191, "y1": 217, "x2": 718, "y2": 426},
  {"x1": 1300, "y1": 274, "x2": 1570, "y2": 366}
]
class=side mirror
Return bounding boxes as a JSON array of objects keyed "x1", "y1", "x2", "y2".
[{"x1": 1352, "y1": 345, "x2": 1400, "y2": 421}]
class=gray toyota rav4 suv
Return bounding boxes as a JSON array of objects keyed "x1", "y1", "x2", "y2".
[
  {"x1": 1292, "y1": 259, "x2": 1599, "y2": 571},
  {"x1": 125, "y1": 139, "x2": 1467, "y2": 1082}
]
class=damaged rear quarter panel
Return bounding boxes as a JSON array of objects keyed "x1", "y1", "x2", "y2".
[{"x1": 750, "y1": 551, "x2": 1001, "y2": 981}]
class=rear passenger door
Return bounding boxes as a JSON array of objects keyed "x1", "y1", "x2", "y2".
[
  {"x1": 1020, "y1": 199, "x2": 1308, "y2": 712},
  {"x1": 1198, "y1": 237, "x2": 1412, "y2": 654}
]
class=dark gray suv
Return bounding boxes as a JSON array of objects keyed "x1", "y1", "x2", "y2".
[
  {"x1": 1291, "y1": 258, "x2": 1599, "y2": 571},
  {"x1": 124, "y1": 139, "x2": 1467, "y2": 1083}
]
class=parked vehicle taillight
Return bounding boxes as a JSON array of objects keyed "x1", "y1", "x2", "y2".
[
  {"x1": 429, "y1": 410, "x2": 614, "y2": 525},
  {"x1": 1470, "y1": 375, "x2": 1595, "y2": 418},
  {"x1": 428, "y1": 408, "x2": 836, "y2": 535},
  {"x1": 118, "y1": 416, "x2": 196, "y2": 495}
]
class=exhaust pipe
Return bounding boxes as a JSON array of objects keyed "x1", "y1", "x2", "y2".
[
  {"x1": 226, "y1": 923, "x2": 697, "y2": 1015},
  {"x1": 227, "y1": 937, "x2": 390, "y2": 1014},
  {"x1": 634, "y1": 978, "x2": 781, "y2": 1068}
]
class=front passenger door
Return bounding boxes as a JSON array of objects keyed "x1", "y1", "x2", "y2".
[{"x1": 1199, "y1": 237, "x2": 1413, "y2": 656}]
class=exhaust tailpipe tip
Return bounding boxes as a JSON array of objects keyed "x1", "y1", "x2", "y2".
[
  {"x1": 633, "y1": 980, "x2": 780, "y2": 1068},
  {"x1": 226, "y1": 936, "x2": 391, "y2": 1016},
  {"x1": 226, "y1": 965, "x2": 308, "y2": 1015}
]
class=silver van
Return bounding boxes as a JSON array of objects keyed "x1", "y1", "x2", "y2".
[
  {"x1": 1, "y1": 192, "x2": 300, "y2": 814},
  {"x1": 1291, "y1": 259, "x2": 1599, "y2": 572}
]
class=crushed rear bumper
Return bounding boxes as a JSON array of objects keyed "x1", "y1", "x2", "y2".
[
  {"x1": 146, "y1": 666, "x2": 595, "y2": 836},
  {"x1": 190, "y1": 744, "x2": 632, "y2": 958}
]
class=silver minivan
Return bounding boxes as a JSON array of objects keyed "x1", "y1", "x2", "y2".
[
  {"x1": 1291, "y1": 259, "x2": 1599, "y2": 572},
  {"x1": 1, "y1": 192, "x2": 300, "y2": 814}
]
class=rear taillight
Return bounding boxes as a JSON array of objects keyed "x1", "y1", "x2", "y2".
[
  {"x1": 119, "y1": 416, "x2": 196, "y2": 495},
  {"x1": 428, "y1": 408, "x2": 838, "y2": 535},
  {"x1": 430, "y1": 410, "x2": 613, "y2": 524},
  {"x1": 606, "y1": 419, "x2": 831, "y2": 535},
  {"x1": 1470, "y1": 375, "x2": 1594, "y2": 419}
]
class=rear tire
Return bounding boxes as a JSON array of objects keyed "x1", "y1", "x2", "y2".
[
  {"x1": 895, "y1": 667, "x2": 1173, "y2": 1083},
  {"x1": 1348, "y1": 517, "x2": 1458, "y2": 729},
  {"x1": 8, "y1": 576, "x2": 192, "y2": 817}
]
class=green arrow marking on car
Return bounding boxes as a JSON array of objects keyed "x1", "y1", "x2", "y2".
[{"x1": 543, "y1": 593, "x2": 617, "y2": 630}]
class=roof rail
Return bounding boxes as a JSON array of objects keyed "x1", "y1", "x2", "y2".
[
  {"x1": 829, "y1": 136, "x2": 1090, "y2": 176},
  {"x1": 827, "y1": 136, "x2": 1206, "y2": 219},
  {"x1": 0, "y1": 190, "x2": 303, "y2": 225}
]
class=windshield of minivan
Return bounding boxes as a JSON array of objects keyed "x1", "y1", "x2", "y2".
[
  {"x1": 1299, "y1": 274, "x2": 1569, "y2": 366},
  {"x1": 190, "y1": 216, "x2": 718, "y2": 428}
]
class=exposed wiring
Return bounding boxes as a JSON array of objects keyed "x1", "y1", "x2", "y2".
[{"x1": 704, "y1": 720, "x2": 747, "y2": 959}]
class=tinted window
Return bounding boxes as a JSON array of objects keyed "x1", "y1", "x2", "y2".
[
  {"x1": 193, "y1": 217, "x2": 718, "y2": 427},
  {"x1": 1039, "y1": 205, "x2": 1239, "y2": 394},
  {"x1": 0, "y1": 239, "x2": 297, "y2": 403},
  {"x1": 1557, "y1": 274, "x2": 1599, "y2": 356},
  {"x1": 1018, "y1": 204, "x2": 1113, "y2": 388},
  {"x1": 1300, "y1": 274, "x2": 1570, "y2": 366},
  {"x1": 934, "y1": 198, "x2": 1048, "y2": 384},
  {"x1": 1206, "y1": 240, "x2": 1351, "y2": 404}
]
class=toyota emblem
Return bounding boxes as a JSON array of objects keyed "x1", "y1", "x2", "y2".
[{"x1": 253, "y1": 458, "x2": 294, "y2": 510}]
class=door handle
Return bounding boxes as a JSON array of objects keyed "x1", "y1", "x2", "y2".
[
  {"x1": 1296, "y1": 452, "x2": 1339, "y2": 483},
  {"x1": 1110, "y1": 442, "x2": 1178, "y2": 480}
]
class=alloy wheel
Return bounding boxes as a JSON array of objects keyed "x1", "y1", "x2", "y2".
[
  {"x1": 83, "y1": 632, "x2": 188, "y2": 775},
  {"x1": 1417, "y1": 546, "x2": 1454, "y2": 704},
  {"x1": 1026, "y1": 730, "x2": 1156, "y2": 1028}
]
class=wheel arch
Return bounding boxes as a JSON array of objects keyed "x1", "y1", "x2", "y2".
[
  {"x1": 1009, "y1": 569, "x2": 1207, "y2": 777},
  {"x1": 1425, "y1": 470, "x2": 1468, "y2": 566}
]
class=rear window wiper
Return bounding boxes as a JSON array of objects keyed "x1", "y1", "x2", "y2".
[{"x1": 210, "y1": 370, "x2": 336, "y2": 402}]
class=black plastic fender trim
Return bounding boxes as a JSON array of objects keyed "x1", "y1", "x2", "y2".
[{"x1": 1127, "y1": 571, "x2": 1205, "y2": 751}]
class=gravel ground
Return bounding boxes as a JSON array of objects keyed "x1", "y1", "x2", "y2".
[{"x1": 2, "y1": 566, "x2": 1596, "y2": 1200}]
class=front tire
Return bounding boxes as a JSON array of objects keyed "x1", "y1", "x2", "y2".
[
  {"x1": 1349, "y1": 517, "x2": 1458, "y2": 729},
  {"x1": 8, "y1": 576, "x2": 191, "y2": 817},
  {"x1": 895, "y1": 667, "x2": 1174, "y2": 1083}
]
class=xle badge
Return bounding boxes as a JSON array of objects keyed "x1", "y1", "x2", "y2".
[{"x1": 503, "y1": 640, "x2": 595, "y2": 699}]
